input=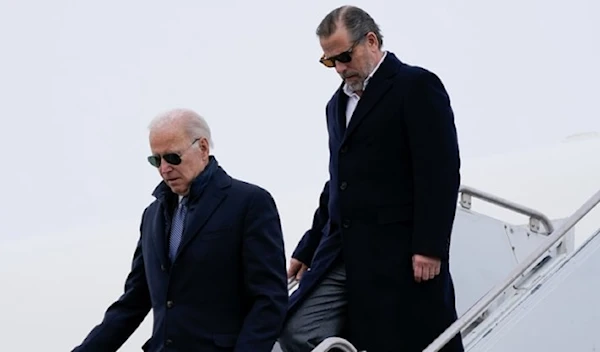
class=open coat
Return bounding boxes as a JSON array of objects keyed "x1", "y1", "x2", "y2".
[
  {"x1": 290, "y1": 52, "x2": 464, "y2": 352},
  {"x1": 73, "y1": 158, "x2": 289, "y2": 352}
]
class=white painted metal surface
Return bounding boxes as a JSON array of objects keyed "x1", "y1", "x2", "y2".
[
  {"x1": 466, "y1": 227, "x2": 600, "y2": 351},
  {"x1": 448, "y1": 206, "x2": 569, "y2": 318},
  {"x1": 425, "y1": 188, "x2": 600, "y2": 352}
]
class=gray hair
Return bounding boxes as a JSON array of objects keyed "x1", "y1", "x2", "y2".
[
  {"x1": 148, "y1": 108, "x2": 214, "y2": 148},
  {"x1": 316, "y1": 5, "x2": 383, "y2": 48}
]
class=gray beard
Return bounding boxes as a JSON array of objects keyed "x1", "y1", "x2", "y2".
[
  {"x1": 345, "y1": 61, "x2": 376, "y2": 93},
  {"x1": 346, "y1": 79, "x2": 365, "y2": 93}
]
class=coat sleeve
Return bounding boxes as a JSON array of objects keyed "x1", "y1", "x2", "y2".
[
  {"x1": 403, "y1": 69, "x2": 461, "y2": 261},
  {"x1": 72, "y1": 210, "x2": 152, "y2": 351},
  {"x1": 236, "y1": 187, "x2": 289, "y2": 352},
  {"x1": 291, "y1": 180, "x2": 330, "y2": 266}
]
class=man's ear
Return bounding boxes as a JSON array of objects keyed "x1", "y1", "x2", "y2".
[
  {"x1": 199, "y1": 138, "x2": 209, "y2": 153},
  {"x1": 366, "y1": 32, "x2": 379, "y2": 49}
]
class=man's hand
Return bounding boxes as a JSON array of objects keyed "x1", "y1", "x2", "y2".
[
  {"x1": 412, "y1": 254, "x2": 441, "y2": 283},
  {"x1": 288, "y1": 258, "x2": 309, "y2": 281}
]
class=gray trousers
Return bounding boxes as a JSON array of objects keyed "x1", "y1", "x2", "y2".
[{"x1": 277, "y1": 263, "x2": 348, "y2": 352}]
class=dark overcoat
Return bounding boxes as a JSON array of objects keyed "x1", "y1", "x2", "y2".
[
  {"x1": 289, "y1": 52, "x2": 464, "y2": 352},
  {"x1": 73, "y1": 157, "x2": 289, "y2": 352}
]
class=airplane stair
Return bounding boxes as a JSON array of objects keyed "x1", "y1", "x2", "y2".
[
  {"x1": 424, "y1": 187, "x2": 600, "y2": 351},
  {"x1": 277, "y1": 185, "x2": 595, "y2": 352},
  {"x1": 461, "y1": 226, "x2": 600, "y2": 351}
]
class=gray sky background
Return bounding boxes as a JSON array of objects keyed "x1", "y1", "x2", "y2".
[{"x1": 0, "y1": 0, "x2": 598, "y2": 350}]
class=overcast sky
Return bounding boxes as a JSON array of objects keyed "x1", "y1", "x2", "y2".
[{"x1": 0, "y1": 0, "x2": 598, "y2": 350}]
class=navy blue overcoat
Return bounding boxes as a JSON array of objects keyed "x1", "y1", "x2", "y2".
[
  {"x1": 289, "y1": 52, "x2": 464, "y2": 352},
  {"x1": 73, "y1": 158, "x2": 289, "y2": 352}
]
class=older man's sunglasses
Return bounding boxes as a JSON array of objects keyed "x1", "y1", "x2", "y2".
[
  {"x1": 147, "y1": 138, "x2": 199, "y2": 168},
  {"x1": 148, "y1": 153, "x2": 183, "y2": 168}
]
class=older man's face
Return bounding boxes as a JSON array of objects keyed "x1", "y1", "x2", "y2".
[{"x1": 149, "y1": 125, "x2": 209, "y2": 196}]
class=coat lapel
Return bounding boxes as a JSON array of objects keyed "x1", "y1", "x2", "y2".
[
  {"x1": 335, "y1": 89, "x2": 349, "y2": 137},
  {"x1": 173, "y1": 168, "x2": 230, "y2": 261},
  {"x1": 150, "y1": 205, "x2": 170, "y2": 266},
  {"x1": 342, "y1": 53, "x2": 400, "y2": 142}
]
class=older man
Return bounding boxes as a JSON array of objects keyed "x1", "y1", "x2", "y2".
[
  {"x1": 72, "y1": 109, "x2": 288, "y2": 352},
  {"x1": 279, "y1": 5, "x2": 464, "y2": 352}
]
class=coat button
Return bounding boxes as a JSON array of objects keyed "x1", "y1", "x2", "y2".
[
  {"x1": 167, "y1": 300, "x2": 174, "y2": 308},
  {"x1": 161, "y1": 264, "x2": 166, "y2": 272},
  {"x1": 165, "y1": 339, "x2": 173, "y2": 346},
  {"x1": 340, "y1": 145, "x2": 348, "y2": 153},
  {"x1": 340, "y1": 182, "x2": 347, "y2": 190},
  {"x1": 342, "y1": 219, "x2": 350, "y2": 228}
]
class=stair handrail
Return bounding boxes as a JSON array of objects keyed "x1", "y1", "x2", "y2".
[
  {"x1": 287, "y1": 184, "x2": 555, "y2": 294},
  {"x1": 423, "y1": 188, "x2": 600, "y2": 352},
  {"x1": 459, "y1": 185, "x2": 554, "y2": 234},
  {"x1": 310, "y1": 337, "x2": 359, "y2": 352}
]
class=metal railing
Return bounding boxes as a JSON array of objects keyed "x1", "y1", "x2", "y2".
[
  {"x1": 423, "y1": 188, "x2": 600, "y2": 352},
  {"x1": 310, "y1": 337, "x2": 359, "y2": 352},
  {"x1": 287, "y1": 184, "x2": 554, "y2": 293},
  {"x1": 459, "y1": 185, "x2": 554, "y2": 234}
]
